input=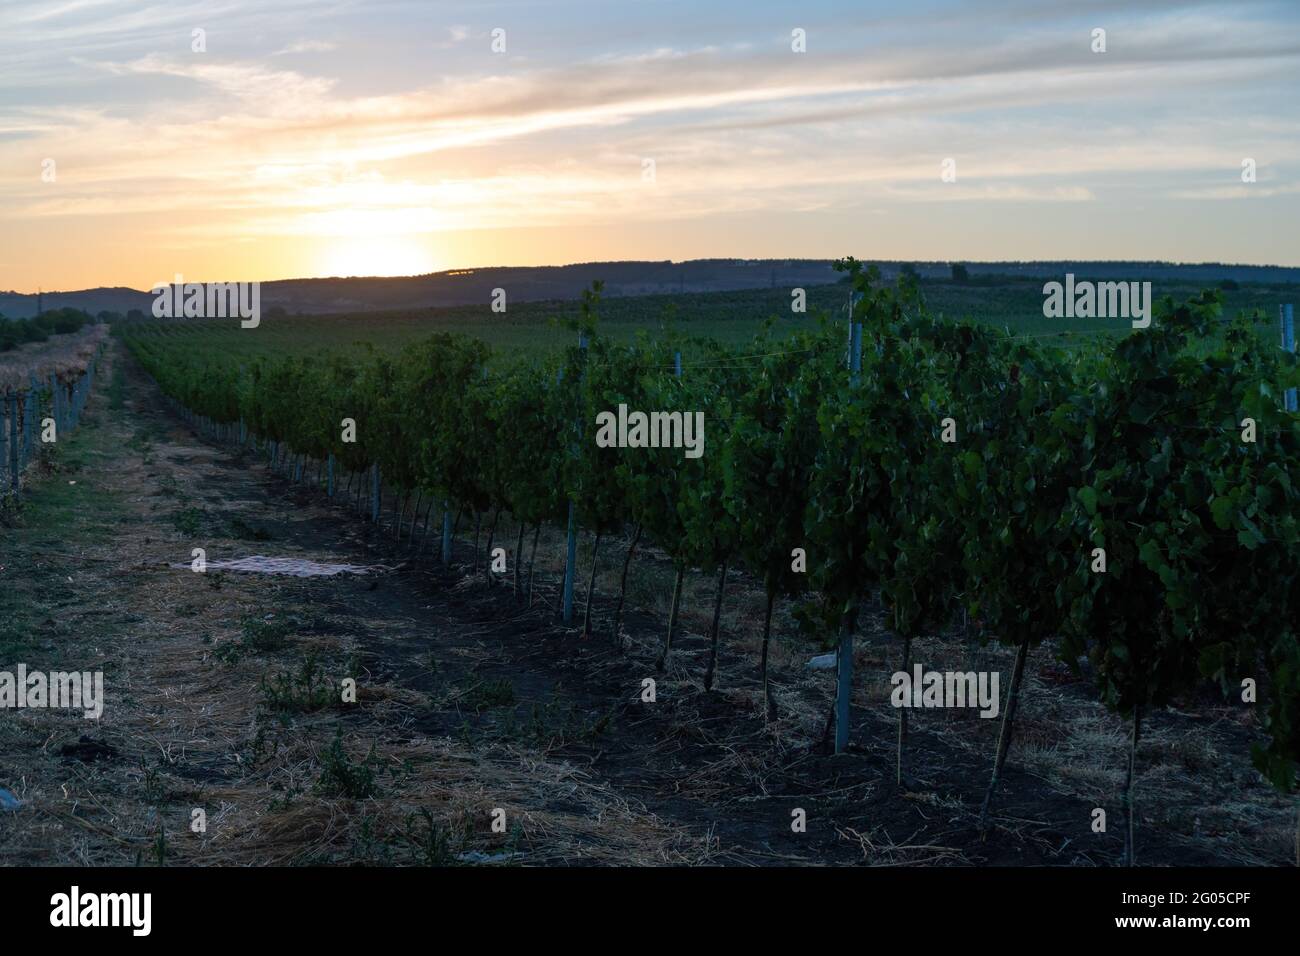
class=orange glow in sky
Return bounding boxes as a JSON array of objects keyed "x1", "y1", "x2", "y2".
[{"x1": 1, "y1": 1, "x2": 1297, "y2": 294}]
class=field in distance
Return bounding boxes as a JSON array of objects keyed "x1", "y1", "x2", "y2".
[{"x1": 146, "y1": 275, "x2": 1299, "y2": 361}]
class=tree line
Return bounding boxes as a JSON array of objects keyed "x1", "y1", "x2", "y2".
[{"x1": 0, "y1": 307, "x2": 100, "y2": 352}]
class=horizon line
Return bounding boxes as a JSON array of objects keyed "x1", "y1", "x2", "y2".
[{"x1": 7, "y1": 256, "x2": 1300, "y2": 298}]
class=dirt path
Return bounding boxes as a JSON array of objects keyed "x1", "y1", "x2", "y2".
[{"x1": 0, "y1": 342, "x2": 1292, "y2": 866}]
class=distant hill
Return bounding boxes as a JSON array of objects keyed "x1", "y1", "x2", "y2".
[
  {"x1": 0, "y1": 260, "x2": 839, "y2": 319},
  {"x1": 3, "y1": 258, "x2": 1297, "y2": 319},
  {"x1": 0, "y1": 286, "x2": 159, "y2": 320}
]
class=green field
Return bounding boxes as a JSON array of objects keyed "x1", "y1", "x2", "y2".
[{"x1": 135, "y1": 276, "x2": 1299, "y2": 363}]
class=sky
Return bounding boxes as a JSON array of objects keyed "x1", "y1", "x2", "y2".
[{"x1": 0, "y1": 0, "x2": 1297, "y2": 293}]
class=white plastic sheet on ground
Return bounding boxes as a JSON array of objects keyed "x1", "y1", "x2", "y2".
[{"x1": 172, "y1": 556, "x2": 385, "y2": 577}]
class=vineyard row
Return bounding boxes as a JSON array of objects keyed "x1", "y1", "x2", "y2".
[{"x1": 118, "y1": 262, "x2": 1300, "y2": 863}]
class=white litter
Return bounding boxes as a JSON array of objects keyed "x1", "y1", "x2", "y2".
[
  {"x1": 172, "y1": 556, "x2": 386, "y2": 578},
  {"x1": 806, "y1": 653, "x2": 838, "y2": 670},
  {"x1": 456, "y1": 850, "x2": 519, "y2": 865}
]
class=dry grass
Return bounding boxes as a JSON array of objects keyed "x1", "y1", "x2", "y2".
[{"x1": 0, "y1": 324, "x2": 108, "y2": 392}]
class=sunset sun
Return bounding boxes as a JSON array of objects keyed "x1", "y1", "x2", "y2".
[{"x1": 319, "y1": 236, "x2": 434, "y2": 279}]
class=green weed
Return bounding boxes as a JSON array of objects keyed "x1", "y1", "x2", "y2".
[{"x1": 316, "y1": 728, "x2": 379, "y2": 799}]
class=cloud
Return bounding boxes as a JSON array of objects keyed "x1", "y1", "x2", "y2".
[
  {"x1": 1, "y1": 0, "x2": 1298, "y2": 289},
  {"x1": 99, "y1": 54, "x2": 336, "y2": 109},
  {"x1": 273, "y1": 39, "x2": 337, "y2": 55}
]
